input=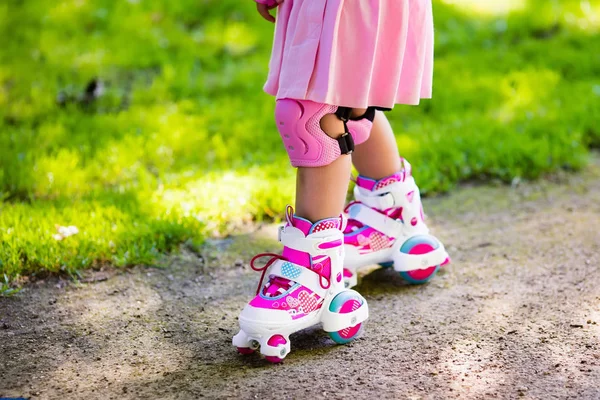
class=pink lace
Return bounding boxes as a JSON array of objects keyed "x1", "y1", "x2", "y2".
[{"x1": 250, "y1": 253, "x2": 287, "y2": 296}]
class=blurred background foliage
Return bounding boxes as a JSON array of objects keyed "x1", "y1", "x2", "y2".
[{"x1": 0, "y1": 0, "x2": 599, "y2": 283}]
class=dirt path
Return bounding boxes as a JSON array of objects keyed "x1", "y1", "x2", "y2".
[{"x1": 2, "y1": 159, "x2": 600, "y2": 400}]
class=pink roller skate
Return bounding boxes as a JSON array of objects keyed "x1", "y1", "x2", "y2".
[
  {"x1": 233, "y1": 206, "x2": 369, "y2": 363},
  {"x1": 343, "y1": 158, "x2": 450, "y2": 288}
]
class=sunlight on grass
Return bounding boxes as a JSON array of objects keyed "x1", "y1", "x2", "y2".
[
  {"x1": 440, "y1": 0, "x2": 525, "y2": 16},
  {"x1": 563, "y1": 1, "x2": 600, "y2": 32},
  {"x1": 493, "y1": 69, "x2": 560, "y2": 123},
  {"x1": 156, "y1": 167, "x2": 295, "y2": 234},
  {"x1": 223, "y1": 22, "x2": 259, "y2": 56},
  {"x1": 395, "y1": 134, "x2": 421, "y2": 159}
]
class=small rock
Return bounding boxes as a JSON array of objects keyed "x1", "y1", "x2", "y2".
[
  {"x1": 133, "y1": 350, "x2": 138, "y2": 356},
  {"x1": 517, "y1": 386, "x2": 528, "y2": 392}
]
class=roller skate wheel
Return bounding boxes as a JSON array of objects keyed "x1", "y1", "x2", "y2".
[
  {"x1": 264, "y1": 335, "x2": 287, "y2": 363},
  {"x1": 327, "y1": 291, "x2": 364, "y2": 345},
  {"x1": 237, "y1": 347, "x2": 255, "y2": 355},
  {"x1": 398, "y1": 235, "x2": 441, "y2": 285}
]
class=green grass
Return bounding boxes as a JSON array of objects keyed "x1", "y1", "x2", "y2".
[{"x1": 1, "y1": 0, "x2": 599, "y2": 285}]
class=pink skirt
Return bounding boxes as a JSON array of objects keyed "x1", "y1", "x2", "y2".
[{"x1": 263, "y1": 0, "x2": 434, "y2": 109}]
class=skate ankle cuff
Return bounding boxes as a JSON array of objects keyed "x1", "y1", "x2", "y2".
[
  {"x1": 278, "y1": 226, "x2": 344, "y2": 255},
  {"x1": 354, "y1": 179, "x2": 417, "y2": 210}
]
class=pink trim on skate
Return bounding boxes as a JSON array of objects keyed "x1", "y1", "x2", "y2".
[
  {"x1": 318, "y1": 239, "x2": 343, "y2": 249},
  {"x1": 355, "y1": 176, "x2": 377, "y2": 191},
  {"x1": 249, "y1": 285, "x2": 323, "y2": 320},
  {"x1": 374, "y1": 176, "x2": 401, "y2": 190},
  {"x1": 344, "y1": 226, "x2": 395, "y2": 255},
  {"x1": 356, "y1": 172, "x2": 405, "y2": 191}
]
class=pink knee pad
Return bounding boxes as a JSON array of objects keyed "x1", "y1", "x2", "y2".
[
  {"x1": 275, "y1": 99, "x2": 373, "y2": 168},
  {"x1": 346, "y1": 109, "x2": 375, "y2": 146}
]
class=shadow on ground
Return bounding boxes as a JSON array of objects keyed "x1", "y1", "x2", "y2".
[{"x1": 1, "y1": 157, "x2": 600, "y2": 399}]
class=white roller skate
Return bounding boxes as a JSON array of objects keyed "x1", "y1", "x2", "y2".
[
  {"x1": 233, "y1": 206, "x2": 369, "y2": 363},
  {"x1": 343, "y1": 158, "x2": 450, "y2": 288}
]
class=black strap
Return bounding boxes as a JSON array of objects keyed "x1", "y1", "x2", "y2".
[
  {"x1": 336, "y1": 132, "x2": 355, "y2": 155},
  {"x1": 335, "y1": 106, "x2": 353, "y2": 122},
  {"x1": 334, "y1": 107, "x2": 354, "y2": 154},
  {"x1": 360, "y1": 107, "x2": 376, "y2": 122}
]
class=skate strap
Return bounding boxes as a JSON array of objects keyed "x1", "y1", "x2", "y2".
[
  {"x1": 346, "y1": 203, "x2": 404, "y2": 239},
  {"x1": 268, "y1": 260, "x2": 328, "y2": 296},
  {"x1": 354, "y1": 179, "x2": 416, "y2": 210},
  {"x1": 279, "y1": 226, "x2": 343, "y2": 255},
  {"x1": 394, "y1": 242, "x2": 449, "y2": 272}
]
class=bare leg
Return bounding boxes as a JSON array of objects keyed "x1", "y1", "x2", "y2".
[{"x1": 351, "y1": 110, "x2": 401, "y2": 179}]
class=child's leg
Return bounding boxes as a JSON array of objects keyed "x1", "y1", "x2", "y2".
[
  {"x1": 351, "y1": 110, "x2": 401, "y2": 179},
  {"x1": 295, "y1": 113, "x2": 351, "y2": 221}
]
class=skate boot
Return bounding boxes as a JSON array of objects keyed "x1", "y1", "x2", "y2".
[
  {"x1": 233, "y1": 206, "x2": 369, "y2": 363},
  {"x1": 343, "y1": 158, "x2": 450, "y2": 288}
]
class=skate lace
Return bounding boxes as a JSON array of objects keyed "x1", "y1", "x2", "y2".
[
  {"x1": 250, "y1": 253, "x2": 288, "y2": 296},
  {"x1": 250, "y1": 253, "x2": 331, "y2": 296}
]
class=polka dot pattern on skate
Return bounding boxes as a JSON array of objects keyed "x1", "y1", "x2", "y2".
[
  {"x1": 369, "y1": 232, "x2": 393, "y2": 251},
  {"x1": 313, "y1": 220, "x2": 339, "y2": 232},
  {"x1": 375, "y1": 177, "x2": 399, "y2": 190},
  {"x1": 298, "y1": 291, "x2": 320, "y2": 313},
  {"x1": 281, "y1": 262, "x2": 302, "y2": 280}
]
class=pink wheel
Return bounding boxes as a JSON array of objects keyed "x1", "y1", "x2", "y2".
[
  {"x1": 398, "y1": 235, "x2": 441, "y2": 284},
  {"x1": 328, "y1": 291, "x2": 365, "y2": 344},
  {"x1": 237, "y1": 347, "x2": 255, "y2": 355},
  {"x1": 264, "y1": 335, "x2": 287, "y2": 363}
]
